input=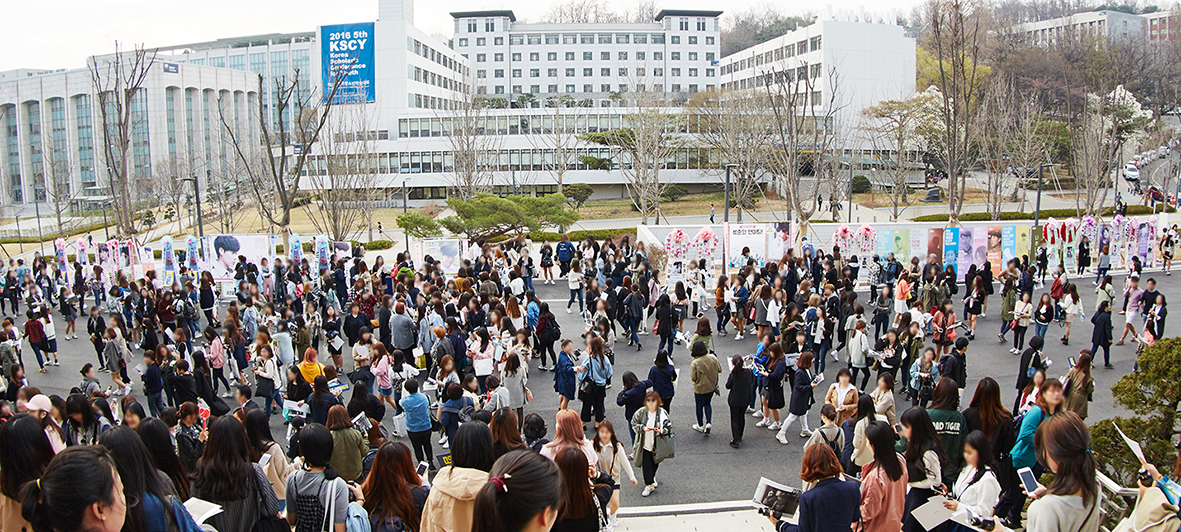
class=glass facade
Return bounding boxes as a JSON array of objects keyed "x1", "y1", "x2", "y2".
[{"x1": 74, "y1": 95, "x2": 95, "y2": 191}]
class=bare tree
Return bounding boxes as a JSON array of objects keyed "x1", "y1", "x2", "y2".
[
  {"x1": 1069, "y1": 87, "x2": 1149, "y2": 215},
  {"x1": 219, "y1": 64, "x2": 347, "y2": 249},
  {"x1": 207, "y1": 156, "x2": 251, "y2": 234},
  {"x1": 686, "y1": 89, "x2": 773, "y2": 222},
  {"x1": 543, "y1": 0, "x2": 624, "y2": 23},
  {"x1": 89, "y1": 42, "x2": 157, "y2": 236},
  {"x1": 305, "y1": 94, "x2": 380, "y2": 241},
  {"x1": 581, "y1": 90, "x2": 683, "y2": 224},
  {"x1": 1005, "y1": 87, "x2": 1049, "y2": 211},
  {"x1": 530, "y1": 94, "x2": 584, "y2": 194},
  {"x1": 862, "y1": 91, "x2": 937, "y2": 221},
  {"x1": 150, "y1": 154, "x2": 191, "y2": 231},
  {"x1": 444, "y1": 87, "x2": 505, "y2": 198},
  {"x1": 976, "y1": 78, "x2": 1021, "y2": 220},
  {"x1": 927, "y1": 0, "x2": 987, "y2": 225},
  {"x1": 41, "y1": 127, "x2": 76, "y2": 238},
  {"x1": 762, "y1": 59, "x2": 846, "y2": 246}
]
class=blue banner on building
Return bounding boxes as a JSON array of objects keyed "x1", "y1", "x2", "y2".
[{"x1": 321, "y1": 22, "x2": 375, "y2": 104}]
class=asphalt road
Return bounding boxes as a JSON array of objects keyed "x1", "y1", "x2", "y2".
[{"x1": 19, "y1": 269, "x2": 1174, "y2": 507}]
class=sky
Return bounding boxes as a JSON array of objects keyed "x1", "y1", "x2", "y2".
[{"x1": 3, "y1": 0, "x2": 922, "y2": 72}]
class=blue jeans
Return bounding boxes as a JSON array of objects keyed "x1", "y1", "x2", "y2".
[
  {"x1": 627, "y1": 317, "x2": 641, "y2": 345},
  {"x1": 659, "y1": 333, "x2": 675, "y2": 356},
  {"x1": 814, "y1": 342, "x2": 829, "y2": 373},
  {"x1": 92, "y1": 288, "x2": 105, "y2": 309},
  {"x1": 1091, "y1": 343, "x2": 1111, "y2": 366},
  {"x1": 523, "y1": 276, "x2": 535, "y2": 292},
  {"x1": 1034, "y1": 323, "x2": 1049, "y2": 340},
  {"x1": 716, "y1": 306, "x2": 731, "y2": 333},
  {"x1": 31, "y1": 343, "x2": 44, "y2": 369},
  {"x1": 695, "y1": 392, "x2": 714, "y2": 425},
  {"x1": 263, "y1": 388, "x2": 282, "y2": 415},
  {"x1": 1095, "y1": 267, "x2": 1110, "y2": 284},
  {"x1": 567, "y1": 288, "x2": 583, "y2": 312},
  {"x1": 147, "y1": 392, "x2": 164, "y2": 417}
]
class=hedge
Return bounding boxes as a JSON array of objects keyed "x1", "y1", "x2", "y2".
[
  {"x1": 365, "y1": 240, "x2": 393, "y2": 251},
  {"x1": 913, "y1": 205, "x2": 1175, "y2": 222},
  {"x1": 488, "y1": 229, "x2": 637, "y2": 243}
]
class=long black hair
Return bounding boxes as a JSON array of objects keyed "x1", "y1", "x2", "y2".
[
  {"x1": 962, "y1": 430, "x2": 994, "y2": 488},
  {"x1": 900, "y1": 407, "x2": 947, "y2": 480},
  {"x1": 244, "y1": 408, "x2": 278, "y2": 463},
  {"x1": 20, "y1": 446, "x2": 118, "y2": 532},
  {"x1": 191, "y1": 415, "x2": 255, "y2": 500},
  {"x1": 99, "y1": 426, "x2": 171, "y2": 532},
  {"x1": 865, "y1": 420, "x2": 904, "y2": 482},
  {"x1": 136, "y1": 417, "x2": 191, "y2": 500},
  {"x1": 452, "y1": 422, "x2": 495, "y2": 473},
  {"x1": 0, "y1": 414, "x2": 54, "y2": 500},
  {"x1": 473, "y1": 451, "x2": 562, "y2": 532}
]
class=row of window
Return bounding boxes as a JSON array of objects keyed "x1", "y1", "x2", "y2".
[
  {"x1": 409, "y1": 66, "x2": 466, "y2": 93},
  {"x1": 473, "y1": 50, "x2": 716, "y2": 63},
  {"x1": 299, "y1": 146, "x2": 720, "y2": 176},
  {"x1": 458, "y1": 33, "x2": 716, "y2": 46},
  {"x1": 476, "y1": 66, "x2": 715, "y2": 79},
  {"x1": 475, "y1": 83, "x2": 711, "y2": 96},
  {"x1": 721, "y1": 36, "x2": 822, "y2": 75},
  {"x1": 408, "y1": 38, "x2": 467, "y2": 77}
]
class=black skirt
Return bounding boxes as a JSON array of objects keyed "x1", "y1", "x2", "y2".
[{"x1": 763, "y1": 385, "x2": 786, "y2": 410}]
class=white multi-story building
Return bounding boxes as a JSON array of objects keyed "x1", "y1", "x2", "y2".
[
  {"x1": 0, "y1": 61, "x2": 257, "y2": 207},
  {"x1": 450, "y1": 9, "x2": 723, "y2": 105},
  {"x1": 719, "y1": 12, "x2": 916, "y2": 128},
  {"x1": 1015, "y1": 10, "x2": 1147, "y2": 46}
]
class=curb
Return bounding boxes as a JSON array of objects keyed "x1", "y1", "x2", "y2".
[{"x1": 617, "y1": 500, "x2": 755, "y2": 518}]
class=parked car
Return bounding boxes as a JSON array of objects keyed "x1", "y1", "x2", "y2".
[{"x1": 1124, "y1": 163, "x2": 1141, "y2": 182}]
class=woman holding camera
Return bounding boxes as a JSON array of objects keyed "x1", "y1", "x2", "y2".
[{"x1": 764, "y1": 444, "x2": 861, "y2": 532}]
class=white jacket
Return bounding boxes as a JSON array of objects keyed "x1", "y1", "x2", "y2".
[
  {"x1": 848, "y1": 330, "x2": 870, "y2": 368},
  {"x1": 951, "y1": 466, "x2": 1002, "y2": 520}
]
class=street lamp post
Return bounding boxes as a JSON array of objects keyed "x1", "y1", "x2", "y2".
[
  {"x1": 403, "y1": 180, "x2": 409, "y2": 253},
  {"x1": 844, "y1": 161, "x2": 854, "y2": 223},
  {"x1": 182, "y1": 176, "x2": 204, "y2": 238},
  {"x1": 33, "y1": 185, "x2": 43, "y2": 246},
  {"x1": 724, "y1": 164, "x2": 737, "y2": 223},
  {"x1": 1031, "y1": 163, "x2": 1054, "y2": 259}
]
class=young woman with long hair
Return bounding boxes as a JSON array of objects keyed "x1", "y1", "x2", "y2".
[
  {"x1": 858, "y1": 420, "x2": 907, "y2": 532},
  {"x1": 471, "y1": 451, "x2": 562, "y2": 532},
  {"x1": 1026, "y1": 412, "x2": 1100, "y2": 532},
  {"x1": 362, "y1": 442, "x2": 429, "y2": 532},
  {"x1": 190, "y1": 416, "x2": 281, "y2": 532},
  {"x1": 944, "y1": 431, "x2": 1002, "y2": 530},
  {"x1": 1005, "y1": 378, "x2": 1065, "y2": 529},
  {"x1": 899, "y1": 407, "x2": 948, "y2": 532}
]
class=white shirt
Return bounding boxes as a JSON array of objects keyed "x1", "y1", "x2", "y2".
[
  {"x1": 952, "y1": 466, "x2": 1002, "y2": 520},
  {"x1": 643, "y1": 409, "x2": 662, "y2": 451}
]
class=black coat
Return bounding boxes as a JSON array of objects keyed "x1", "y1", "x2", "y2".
[
  {"x1": 655, "y1": 306, "x2": 674, "y2": 336},
  {"x1": 1091, "y1": 310, "x2": 1113, "y2": 346},
  {"x1": 726, "y1": 366, "x2": 754, "y2": 409},
  {"x1": 788, "y1": 367, "x2": 814, "y2": 416},
  {"x1": 170, "y1": 373, "x2": 198, "y2": 405},
  {"x1": 1015, "y1": 348, "x2": 1043, "y2": 391}
]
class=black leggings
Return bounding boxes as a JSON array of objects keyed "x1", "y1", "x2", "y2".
[
  {"x1": 539, "y1": 340, "x2": 556, "y2": 367},
  {"x1": 203, "y1": 308, "x2": 217, "y2": 327},
  {"x1": 408, "y1": 430, "x2": 434, "y2": 465},
  {"x1": 1013, "y1": 326, "x2": 1028, "y2": 351},
  {"x1": 581, "y1": 383, "x2": 607, "y2": 423},
  {"x1": 851, "y1": 366, "x2": 871, "y2": 390},
  {"x1": 642, "y1": 449, "x2": 660, "y2": 485},
  {"x1": 211, "y1": 367, "x2": 231, "y2": 394}
]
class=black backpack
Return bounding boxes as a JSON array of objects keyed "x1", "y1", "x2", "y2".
[
  {"x1": 819, "y1": 427, "x2": 842, "y2": 460},
  {"x1": 543, "y1": 315, "x2": 562, "y2": 343}
]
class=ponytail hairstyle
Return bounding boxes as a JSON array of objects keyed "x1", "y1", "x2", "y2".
[
  {"x1": 1035, "y1": 411, "x2": 1098, "y2": 505},
  {"x1": 21, "y1": 445, "x2": 119, "y2": 532},
  {"x1": 473, "y1": 450, "x2": 562, "y2": 532}
]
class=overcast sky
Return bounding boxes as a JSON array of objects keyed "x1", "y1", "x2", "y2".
[{"x1": 4, "y1": 0, "x2": 922, "y2": 72}]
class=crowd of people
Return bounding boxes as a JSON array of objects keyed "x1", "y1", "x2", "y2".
[{"x1": 0, "y1": 226, "x2": 1173, "y2": 532}]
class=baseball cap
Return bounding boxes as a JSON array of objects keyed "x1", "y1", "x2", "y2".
[{"x1": 25, "y1": 394, "x2": 52, "y2": 413}]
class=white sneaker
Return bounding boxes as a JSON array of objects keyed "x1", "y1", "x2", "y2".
[
  {"x1": 439, "y1": 436, "x2": 448, "y2": 446},
  {"x1": 832, "y1": 351, "x2": 840, "y2": 361},
  {"x1": 692, "y1": 423, "x2": 705, "y2": 433},
  {"x1": 755, "y1": 419, "x2": 769, "y2": 427},
  {"x1": 642, "y1": 484, "x2": 655, "y2": 497},
  {"x1": 566, "y1": 308, "x2": 572, "y2": 314},
  {"x1": 768, "y1": 422, "x2": 781, "y2": 431},
  {"x1": 800, "y1": 430, "x2": 812, "y2": 438},
  {"x1": 610, "y1": 514, "x2": 618, "y2": 528},
  {"x1": 734, "y1": 334, "x2": 744, "y2": 341},
  {"x1": 122, "y1": 385, "x2": 132, "y2": 395},
  {"x1": 704, "y1": 423, "x2": 711, "y2": 434},
  {"x1": 752, "y1": 410, "x2": 763, "y2": 418},
  {"x1": 746, "y1": 406, "x2": 757, "y2": 413},
  {"x1": 776, "y1": 433, "x2": 789, "y2": 445}
]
